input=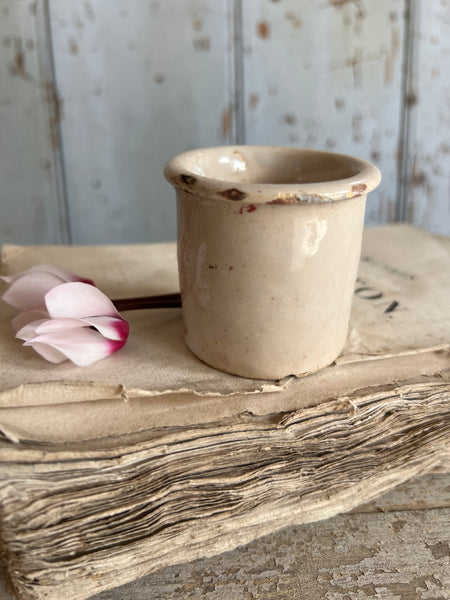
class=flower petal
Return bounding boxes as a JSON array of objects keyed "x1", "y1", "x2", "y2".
[
  {"x1": 45, "y1": 282, "x2": 120, "y2": 319},
  {"x1": 1, "y1": 264, "x2": 94, "y2": 286},
  {"x1": 2, "y1": 272, "x2": 68, "y2": 311},
  {"x1": 25, "y1": 341, "x2": 68, "y2": 364},
  {"x1": 27, "y1": 316, "x2": 129, "y2": 341},
  {"x1": 84, "y1": 316, "x2": 129, "y2": 341},
  {"x1": 24, "y1": 328, "x2": 126, "y2": 366},
  {"x1": 16, "y1": 318, "x2": 51, "y2": 341},
  {"x1": 33, "y1": 317, "x2": 88, "y2": 334},
  {"x1": 33, "y1": 264, "x2": 95, "y2": 286},
  {"x1": 11, "y1": 310, "x2": 49, "y2": 333}
]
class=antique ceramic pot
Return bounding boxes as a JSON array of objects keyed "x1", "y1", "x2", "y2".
[{"x1": 165, "y1": 146, "x2": 381, "y2": 379}]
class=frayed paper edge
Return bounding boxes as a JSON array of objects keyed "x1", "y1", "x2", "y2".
[
  {"x1": 0, "y1": 378, "x2": 288, "y2": 409},
  {"x1": 335, "y1": 343, "x2": 450, "y2": 365}
]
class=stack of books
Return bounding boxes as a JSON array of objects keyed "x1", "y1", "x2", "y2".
[{"x1": 0, "y1": 225, "x2": 448, "y2": 600}]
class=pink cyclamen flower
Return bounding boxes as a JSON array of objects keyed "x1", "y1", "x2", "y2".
[
  {"x1": 1, "y1": 264, "x2": 95, "y2": 311},
  {"x1": 2, "y1": 267, "x2": 129, "y2": 366}
]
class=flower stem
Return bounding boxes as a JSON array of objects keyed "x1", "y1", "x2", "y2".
[{"x1": 112, "y1": 292, "x2": 182, "y2": 312}]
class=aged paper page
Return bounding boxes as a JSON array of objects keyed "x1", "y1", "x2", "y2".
[{"x1": 0, "y1": 225, "x2": 448, "y2": 410}]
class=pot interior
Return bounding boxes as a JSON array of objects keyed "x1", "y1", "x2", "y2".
[{"x1": 183, "y1": 147, "x2": 362, "y2": 185}]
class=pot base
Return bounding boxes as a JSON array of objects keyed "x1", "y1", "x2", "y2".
[{"x1": 184, "y1": 334, "x2": 344, "y2": 381}]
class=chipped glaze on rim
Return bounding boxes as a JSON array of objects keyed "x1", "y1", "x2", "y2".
[{"x1": 164, "y1": 145, "x2": 382, "y2": 205}]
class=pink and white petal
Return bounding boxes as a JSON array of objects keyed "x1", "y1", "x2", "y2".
[
  {"x1": 33, "y1": 317, "x2": 88, "y2": 334},
  {"x1": 15, "y1": 318, "x2": 50, "y2": 341},
  {"x1": 11, "y1": 310, "x2": 49, "y2": 333},
  {"x1": 28, "y1": 264, "x2": 95, "y2": 286},
  {"x1": 25, "y1": 341, "x2": 68, "y2": 364},
  {"x1": 1, "y1": 266, "x2": 64, "y2": 285},
  {"x1": 33, "y1": 315, "x2": 129, "y2": 341},
  {"x1": 82, "y1": 316, "x2": 129, "y2": 341},
  {"x1": 25, "y1": 264, "x2": 72, "y2": 279},
  {"x1": 24, "y1": 328, "x2": 126, "y2": 366},
  {"x1": 1, "y1": 264, "x2": 94, "y2": 286},
  {"x1": 45, "y1": 282, "x2": 120, "y2": 319},
  {"x1": 0, "y1": 273, "x2": 18, "y2": 284},
  {"x1": 2, "y1": 272, "x2": 68, "y2": 310}
]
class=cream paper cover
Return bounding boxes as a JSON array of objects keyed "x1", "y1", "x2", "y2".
[{"x1": 0, "y1": 225, "x2": 449, "y2": 442}]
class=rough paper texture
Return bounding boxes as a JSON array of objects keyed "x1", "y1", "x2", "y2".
[
  {"x1": 0, "y1": 226, "x2": 449, "y2": 410},
  {"x1": 0, "y1": 349, "x2": 448, "y2": 443},
  {"x1": 0, "y1": 226, "x2": 449, "y2": 600},
  {"x1": 0, "y1": 380, "x2": 448, "y2": 600}
]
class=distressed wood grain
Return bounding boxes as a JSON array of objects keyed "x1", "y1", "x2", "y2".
[
  {"x1": 405, "y1": 0, "x2": 450, "y2": 236},
  {"x1": 1, "y1": 0, "x2": 448, "y2": 245},
  {"x1": 352, "y1": 470, "x2": 450, "y2": 512},
  {"x1": 241, "y1": 0, "x2": 406, "y2": 226},
  {"x1": 101, "y1": 510, "x2": 449, "y2": 599},
  {"x1": 0, "y1": 0, "x2": 69, "y2": 245},
  {"x1": 48, "y1": 0, "x2": 236, "y2": 244},
  {"x1": 1, "y1": 473, "x2": 447, "y2": 600}
]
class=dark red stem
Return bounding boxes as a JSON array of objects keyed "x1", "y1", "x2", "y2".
[{"x1": 112, "y1": 292, "x2": 182, "y2": 312}]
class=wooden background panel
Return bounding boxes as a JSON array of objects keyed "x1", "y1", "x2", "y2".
[
  {"x1": 49, "y1": 0, "x2": 236, "y2": 244},
  {"x1": 1, "y1": 0, "x2": 449, "y2": 246},
  {"x1": 242, "y1": 0, "x2": 406, "y2": 226},
  {"x1": 406, "y1": 0, "x2": 450, "y2": 236},
  {"x1": 0, "y1": 0, "x2": 69, "y2": 245}
]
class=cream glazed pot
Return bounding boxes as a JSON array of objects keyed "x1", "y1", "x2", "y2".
[{"x1": 164, "y1": 146, "x2": 381, "y2": 380}]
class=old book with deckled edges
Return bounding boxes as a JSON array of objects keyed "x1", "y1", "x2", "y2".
[
  {"x1": 0, "y1": 225, "x2": 449, "y2": 600},
  {"x1": 0, "y1": 224, "x2": 449, "y2": 441}
]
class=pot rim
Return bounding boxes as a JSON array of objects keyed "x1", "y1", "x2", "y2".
[{"x1": 164, "y1": 145, "x2": 382, "y2": 205}]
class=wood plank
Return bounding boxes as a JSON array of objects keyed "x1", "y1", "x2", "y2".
[
  {"x1": 353, "y1": 472, "x2": 450, "y2": 512},
  {"x1": 0, "y1": 0, "x2": 69, "y2": 245},
  {"x1": 405, "y1": 0, "x2": 450, "y2": 236},
  {"x1": 0, "y1": 473, "x2": 448, "y2": 600},
  {"x1": 99, "y1": 509, "x2": 449, "y2": 599},
  {"x1": 241, "y1": 0, "x2": 406, "y2": 226},
  {"x1": 48, "y1": 0, "x2": 236, "y2": 244}
]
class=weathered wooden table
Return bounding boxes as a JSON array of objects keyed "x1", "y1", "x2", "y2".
[{"x1": 1, "y1": 472, "x2": 448, "y2": 600}]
